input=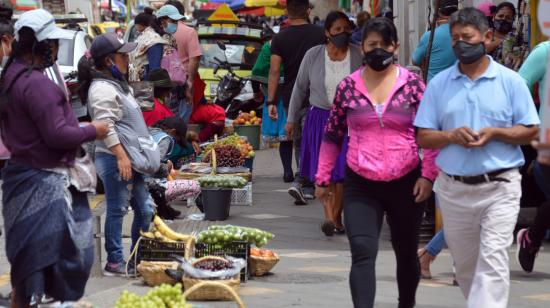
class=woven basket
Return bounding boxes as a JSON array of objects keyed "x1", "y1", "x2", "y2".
[
  {"x1": 250, "y1": 254, "x2": 279, "y2": 276},
  {"x1": 183, "y1": 280, "x2": 244, "y2": 308},
  {"x1": 182, "y1": 276, "x2": 240, "y2": 301},
  {"x1": 136, "y1": 261, "x2": 178, "y2": 287}
]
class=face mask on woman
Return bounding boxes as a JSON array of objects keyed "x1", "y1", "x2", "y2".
[
  {"x1": 329, "y1": 32, "x2": 351, "y2": 49},
  {"x1": 493, "y1": 19, "x2": 513, "y2": 33},
  {"x1": 363, "y1": 48, "x2": 394, "y2": 71},
  {"x1": 164, "y1": 22, "x2": 177, "y2": 35},
  {"x1": 109, "y1": 59, "x2": 125, "y2": 80}
]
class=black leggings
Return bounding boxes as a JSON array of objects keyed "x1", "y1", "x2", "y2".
[
  {"x1": 530, "y1": 163, "x2": 550, "y2": 247},
  {"x1": 344, "y1": 166, "x2": 424, "y2": 308}
]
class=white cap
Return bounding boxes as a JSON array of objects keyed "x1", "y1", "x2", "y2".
[{"x1": 14, "y1": 9, "x2": 73, "y2": 42}]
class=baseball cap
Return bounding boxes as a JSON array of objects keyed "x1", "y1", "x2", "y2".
[
  {"x1": 156, "y1": 5, "x2": 184, "y2": 20},
  {"x1": 14, "y1": 9, "x2": 73, "y2": 42},
  {"x1": 90, "y1": 33, "x2": 137, "y2": 59}
]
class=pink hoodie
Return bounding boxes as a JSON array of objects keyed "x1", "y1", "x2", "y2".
[{"x1": 316, "y1": 66, "x2": 439, "y2": 186}]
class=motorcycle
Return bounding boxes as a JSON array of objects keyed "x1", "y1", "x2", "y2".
[{"x1": 212, "y1": 41, "x2": 262, "y2": 120}]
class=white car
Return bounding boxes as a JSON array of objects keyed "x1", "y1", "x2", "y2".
[{"x1": 57, "y1": 29, "x2": 93, "y2": 119}]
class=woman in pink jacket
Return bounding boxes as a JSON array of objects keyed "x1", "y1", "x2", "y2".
[{"x1": 316, "y1": 18, "x2": 438, "y2": 308}]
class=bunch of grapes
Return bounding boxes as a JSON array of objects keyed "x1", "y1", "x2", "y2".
[
  {"x1": 195, "y1": 259, "x2": 233, "y2": 271},
  {"x1": 202, "y1": 145, "x2": 244, "y2": 167},
  {"x1": 115, "y1": 284, "x2": 191, "y2": 308}
]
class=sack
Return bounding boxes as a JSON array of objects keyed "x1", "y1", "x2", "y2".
[
  {"x1": 130, "y1": 81, "x2": 155, "y2": 111},
  {"x1": 115, "y1": 87, "x2": 161, "y2": 175},
  {"x1": 161, "y1": 50, "x2": 187, "y2": 85},
  {"x1": 116, "y1": 122, "x2": 161, "y2": 175}
]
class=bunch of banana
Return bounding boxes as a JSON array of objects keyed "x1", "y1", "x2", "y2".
[{"x1": 139, "y1": 216, "x2": 194, "y2": 243}]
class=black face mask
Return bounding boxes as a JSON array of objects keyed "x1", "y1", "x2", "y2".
[
  {"x1": 453, "y1": 40, "x2": 486, "y2": 65},
  {"x1": 329, "y1": 32, "x2": 351, "y2": 49},
  {"x1": 493, "y1": 19, "x2": 513, "y2": 33},
  {"x1": 363, "y1": 48, "x2": 394, "y2": 71}
]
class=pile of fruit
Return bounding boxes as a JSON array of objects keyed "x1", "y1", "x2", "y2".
[
  {"x1": 203, "y1": 134, "x2": 255, "y2": 160},
  {"x1": 250, "y1": 248, "x2": 276, "y2": 258},
  {"x1": 233, "y1": 111, "x2": 261, "y2": 126},
  {"x1": 196, "y1": 175, "x2": 248, "y2": 189},
  {"x1": 197, "y1": 225, "x2": 274, "y2": 247},
  {"x1": 115, "y1": 284, "x2": 190, "y2": 308},
  {"x1": 202, "y1": 144, "x2": 244, "y2": 167},
  {"x1": 193, "y1": 256, "x2": 234, "y2": 271},
  {"x1": 140, "y1": 216, "x2": 194, "y2": 243}
]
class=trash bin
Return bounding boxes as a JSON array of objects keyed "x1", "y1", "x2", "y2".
[
  {"x1": 234, "y1": 125, "x2": 261, "y2": 150},
  {"x1": 201, "y1": 188, "x2": 232, "y2": 221}
]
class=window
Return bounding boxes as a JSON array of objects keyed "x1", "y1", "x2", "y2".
[
  {"x1": 57, "y1": 38, "x2": 75, "y2": 67},
  {"x1": 200, "y1": 39, "x2": 262, "y2": 70}
]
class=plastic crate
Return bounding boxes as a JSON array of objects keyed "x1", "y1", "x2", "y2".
[
  {"x1": 231, "y1": 183, "x2": 252, "y2": 206},
  {"x1": 195, "y1": 241, "x2": 250, "y2": 282},
  {"x1": 137, "y1": 238, "x2": 187, "y2": 262}
]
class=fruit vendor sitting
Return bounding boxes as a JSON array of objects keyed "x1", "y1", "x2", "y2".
[
  {"x1": 188, "y1": 78, "x2": 227, "y2": 142},
  {"x1": 142, "y1": 68, "x2": 177, "y2": 126}
]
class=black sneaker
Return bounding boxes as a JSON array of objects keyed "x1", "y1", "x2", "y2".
[
  {"x1": 288, "y1": 182, "x2": 307, "y2": 205},
  {"x1": 104, "y1": 262, "x2": 136, "y2": 277},
  {"x1": 302, "y1": 186, "x2": 315, "y2": 200},
  {"x1": 516, "y1": 228, "x2": 539, "y2": 273}
]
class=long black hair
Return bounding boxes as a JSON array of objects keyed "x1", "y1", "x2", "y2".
[
  {"x1": 134, "y1": 7, "x2": 165, "y2": 36},
  {"x1": 0, "y1": 27, "x2": 56, "y2": 118}
]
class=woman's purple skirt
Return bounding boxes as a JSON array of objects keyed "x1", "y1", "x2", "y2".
[{"x1": 300, "y1": 106, "x2": 348, "y2": 183}]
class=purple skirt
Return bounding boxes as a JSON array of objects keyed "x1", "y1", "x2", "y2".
[{"x1": 300, "y1": 106, "x2": 348, "y2": 183}]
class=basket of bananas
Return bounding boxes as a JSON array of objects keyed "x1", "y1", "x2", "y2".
[{"x1": 135, "y1": 216, "x2": 196, "y2": 286}]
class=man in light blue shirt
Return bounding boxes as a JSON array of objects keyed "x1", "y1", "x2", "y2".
[
  {"x1": 414, "y1": 8, "x2": 539, "y2": 308},
  {"x1": 412, "y1": 0, "x2": 458, "y2": 81}
]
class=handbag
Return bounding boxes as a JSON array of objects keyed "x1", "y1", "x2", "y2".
[{"x1": 161, "y1": 49, "x2": 187, "y2": 85}]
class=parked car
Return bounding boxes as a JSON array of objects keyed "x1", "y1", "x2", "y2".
[{"x1": 57, "y1": 29, "x2": 93, "y2": 119}]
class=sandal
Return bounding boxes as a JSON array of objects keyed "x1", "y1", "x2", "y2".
[{"x1": 418, "y1": 248, "x2": 436, "y2": 279}]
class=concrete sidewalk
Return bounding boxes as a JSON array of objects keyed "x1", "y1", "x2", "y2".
[{"x1": 2, "y1": 149, "x2": 550, "y2": 307}]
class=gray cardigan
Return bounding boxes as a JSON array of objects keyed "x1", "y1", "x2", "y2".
[{"x1": 287, "y1": 44, "x2": 363, "y2": 123}]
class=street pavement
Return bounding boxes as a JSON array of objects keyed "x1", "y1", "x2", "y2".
[{"x1": 1, "y1": 148, "x2": 550, "y2": 307}]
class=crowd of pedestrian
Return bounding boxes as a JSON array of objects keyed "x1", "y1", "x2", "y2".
[{"x1": 0, "y1": 0, "x2": 549, "y2": 307}]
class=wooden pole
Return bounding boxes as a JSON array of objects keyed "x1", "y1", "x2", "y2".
[{"x1": 423, "y1": 0, "x2": 441, "y2": 82}]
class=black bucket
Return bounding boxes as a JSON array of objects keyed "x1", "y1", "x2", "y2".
[{"x1": 202, "y1": 188, "x2": 232, "y2": 221}]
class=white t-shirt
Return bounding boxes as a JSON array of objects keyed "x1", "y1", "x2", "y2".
[{"x1": 324, "y1": 48, "x2": 351, "y2": 104}]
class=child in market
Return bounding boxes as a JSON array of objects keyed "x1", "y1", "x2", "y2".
[{"x1": 148, "y1": 117, "x2": 201, "y2": 219}]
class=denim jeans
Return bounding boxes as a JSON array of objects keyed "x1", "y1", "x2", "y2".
[
  {"x1": 95, "y1": 152, "x2": 154, "y2": 264},
  {"x1": 426, "y1": 229, "x2": 447, "y2": 256}
]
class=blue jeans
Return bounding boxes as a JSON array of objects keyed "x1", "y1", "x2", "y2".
[
  {"x1": 95, "y1": 152, "x2": 154, "y2": 264},
  {"x1": 426, "y1": 229, "x2": 447, "y2": 256},
  {"x1": 426, "y1": 195, "x2": 447, "y2": 257}
]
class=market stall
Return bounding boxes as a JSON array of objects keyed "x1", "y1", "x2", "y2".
[{"x1": 117, "y1": 216, "x2": 280, "y2": 305}]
